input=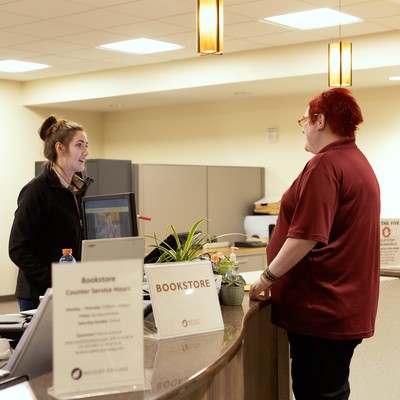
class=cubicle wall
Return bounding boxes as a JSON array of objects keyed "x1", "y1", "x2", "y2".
[
  {"x1": 35, "y1": 160, "x2": 265, "y2": 251},
  {"x1": 133, "y1": 163, "x2": 265, "y2": 249}
]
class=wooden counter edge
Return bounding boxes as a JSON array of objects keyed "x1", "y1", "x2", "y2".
[
  {"x1": 157, "y1": 294, "x2": 270, "y2": 400},
  {"x1": 380, "y1": 268, "x2": 400, "y2": 278}
]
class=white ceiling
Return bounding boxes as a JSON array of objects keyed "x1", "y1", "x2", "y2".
[{"x1": 1, "y1": 0, "x2": 400, "y2": 110}]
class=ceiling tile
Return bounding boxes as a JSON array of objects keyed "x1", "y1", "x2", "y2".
[
  {"x1": 0, "y1": 0, "x2": 92, "y2": 18},
  {"x1": 0, "y1": 0, "x2": 397, "y2": 107},
  {"x1": 54, "y1": 8, "x2": 142, "y2": 30}
]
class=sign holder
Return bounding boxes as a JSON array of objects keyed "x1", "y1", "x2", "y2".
[
  {"x1": 148, "y1": 330, "x2": 224, "y2": 396},
  {"x1": 144, "y1": 260, "x2": 224, "y2": 340},
  {"x1": 48, "y1": 259, "x2": 148, "y2": 399}
]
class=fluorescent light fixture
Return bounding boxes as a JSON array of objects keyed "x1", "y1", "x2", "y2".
[
  {"x1": 389, "y1": 76, "x2": 400, "y2": 81},
  {"x1": 98, "y1": 38, "x2": 183, "y2": 55},
  {"x1": 263, "y1": 8, "x2": 361, "y2": 30},
  {"x1": 0, "y1": 60, "x2": 49, "y2": 73}
]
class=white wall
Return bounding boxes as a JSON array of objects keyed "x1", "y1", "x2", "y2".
[
  {"x1": 101, "y1": 86, "x2": 400, "y2": 214},
  {"x1": 101, "y1": 93, "x2": 313, "y2": 199},
  {"x1": 355, "y1": 87, "x2": 400, "y2": 218},
  {"x1": 1, "y1": 81, "x2": 37, "y2": 296},
  {"x1": 1, "y1": 83, "x2": 399, "y2": 296},
  {"x1": 350, "y1": 277, "x2": 400, "y2": 399},
  {"x1": 1, "y1": 81, "x2": 105, "y2": 296}
]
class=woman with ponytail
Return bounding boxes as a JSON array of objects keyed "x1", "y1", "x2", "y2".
[{"x1": 9, "y1": 116, "x2": 93, "y2": 311}]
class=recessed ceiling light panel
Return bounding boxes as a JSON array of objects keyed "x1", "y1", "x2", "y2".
[
  {"x1": 263, "y1": 8, "x2": 362, "y2": 30},
  {"x1": 0, "y1": 60, "x2": 49, "y2": 73},
  {"x1": 99, "y1": 38, "x2": 183, "y2": 55}
]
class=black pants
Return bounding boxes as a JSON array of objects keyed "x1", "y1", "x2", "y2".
[{"x1": 287, "y1": 332, "x2": 362, "y2": 400}]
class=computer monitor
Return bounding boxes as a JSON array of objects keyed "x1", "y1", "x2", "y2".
[{"x1": 81, "y1": 192, "x2": 138, "y2": 240}]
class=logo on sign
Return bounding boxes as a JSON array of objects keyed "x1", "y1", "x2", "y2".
[
  {"x1": 182, "y1": 318, "x2": 201, "y2": 328},
  {"x1": 71, "y1": 368, "x2": 82, "y2": 380},
  {"x1": 382, "y1": 227, "x2": 391, "y2": 238}
]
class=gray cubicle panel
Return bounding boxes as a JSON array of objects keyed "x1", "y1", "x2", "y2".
[
  {"x1": 133, "y1": 164, "x2": 265, "y2": 247},
  {"x1": 133, "y1": 164, "x2": 208, "y2": 247},
  {"x1": 35, "y1": 160, "x2": 265, "y2": 247},
  {"x1": 84, "y1": 159, "x2": 132, "y2": 196},
  {"x1": 207, "y1": 166, "x2": 265, "y2": 242},
  {"x1": 35, "y1": 159, "x2": 133, "y2": 196}
]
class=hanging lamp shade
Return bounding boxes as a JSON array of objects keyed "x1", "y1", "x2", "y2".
[
  {"x1": 197, "y1": 0, "x2": 223, "y2": 55},
  {"x1": 328, "y1": 41, "x2": 352, "y2": 87}
]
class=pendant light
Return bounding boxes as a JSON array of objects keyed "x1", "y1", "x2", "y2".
[
  {"x1": 328, "y1": 1, "x2": 352, "y2": 86},
  {"x1": 196, "y1": 0, "x2": 223, "y2": 55}
]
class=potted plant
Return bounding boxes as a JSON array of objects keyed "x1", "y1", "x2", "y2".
[
  {"x1": 147, "y1": 219, "x2": 247, "y2": 299},
  {"x1": 220, "y1": 274, "x2": 247, "y2": 306},
  {"x1": 209, "y1": 252, "x2": 237, "y2": 275},
  {"x1": 204, "y1": 251, "x2": 237, "y2": 294},
  {"x1": 146, "y1": 219, "x2": 212, "y2": 263}
]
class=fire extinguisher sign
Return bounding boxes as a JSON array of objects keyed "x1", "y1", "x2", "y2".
[{"x1": 380, "y1": 219, "x2": 400, "y2": 267}]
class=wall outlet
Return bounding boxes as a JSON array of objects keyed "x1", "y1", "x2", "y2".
[{"x1": 266, "y1": 127, "x2": 277, "y2": 143}]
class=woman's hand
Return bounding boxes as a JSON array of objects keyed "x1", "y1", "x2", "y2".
[{"x1": 250, "y1": 277, "x2": 272, "y2": 301}]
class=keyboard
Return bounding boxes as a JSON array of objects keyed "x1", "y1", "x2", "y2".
[{"x1": 234, "y1": 241, "x2": 266, "y2": 248}]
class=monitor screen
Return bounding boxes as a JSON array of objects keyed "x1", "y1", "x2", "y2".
[{"x1": 81, "y1": 192, "x2": 138, "y2": 240}]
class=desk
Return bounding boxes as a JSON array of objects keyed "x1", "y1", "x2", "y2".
[
  {"x1": 200, "y1": 246, "x2": 267, "y2": 273},
  {"x1": 24, "y1": 295, "x2": 286, "y2": 400},
  {"x1": 0, "y1": 314, "x2": 29, "y2": 345},
  {"x1": 380, "y1": 267, "x2": 400, "y2": 278}
]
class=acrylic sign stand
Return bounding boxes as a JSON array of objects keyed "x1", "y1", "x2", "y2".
[
  {"x1": 144, "y1": 260, "x2": 224, "y2": 340},
  {"x1": 49, "y1": 259, "x2": 148, "y2": 399}
]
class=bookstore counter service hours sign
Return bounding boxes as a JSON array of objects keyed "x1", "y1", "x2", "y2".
[{"x1": 50, "y1": 259, "x2": 146, "y2": 399}]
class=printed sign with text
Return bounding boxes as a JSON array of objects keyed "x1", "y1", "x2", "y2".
[
  {"x1": 50, "y1": 259, "x2": 146, "y2": 399},
  {"x1": 380, "y1": 219, "x2": 400, "y2": 267},
  {"x1": 145, "y1": 260, "x2": 224, "y2": 339}
]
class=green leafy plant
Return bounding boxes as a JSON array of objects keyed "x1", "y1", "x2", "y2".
[
  {"x1": 147, "y1": 219, "x2": 213, "y2": 263},
  {"x1": 222, "y1": 273, "x2": 246, "y2": 287},
  {"x1": 205, "y1": 251, "x2": 237, "y2": 276}
]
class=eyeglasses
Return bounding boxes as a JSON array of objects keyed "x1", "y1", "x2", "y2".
[{"x1": 298, "y1": 113, "x2": 319, "y2": 127}]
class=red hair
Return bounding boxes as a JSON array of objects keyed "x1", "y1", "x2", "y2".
[{"x1": 308, "y1": 88, "x2": 363, "y2": 138}]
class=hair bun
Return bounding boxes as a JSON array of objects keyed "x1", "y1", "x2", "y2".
[{"x1": 39, "y1": 115, "x2": 58, "y2": 141}]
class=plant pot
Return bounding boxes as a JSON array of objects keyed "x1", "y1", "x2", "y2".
[
  {"x1": 214, "y1": 275, "x2": 222, "y2": 295},
  {"x1": 220, "y1": 285, "x2": 244, "y2": 306}
]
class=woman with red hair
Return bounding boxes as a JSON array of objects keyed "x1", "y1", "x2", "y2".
[{"x1": 251, "y1": 88, "x2": 380, "y2": 400}]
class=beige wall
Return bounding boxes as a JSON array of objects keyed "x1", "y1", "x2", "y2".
[
  {"x1": 1, "y1": 81, "x2": 105, "y2": 295},
  {"x1": 102, "y1": 93, "x2": 312, "y2": 199},
  {"x1": 1, "y1": 83, "x2": 57, "y2": 296},
  {"x1": 101, "y1": 86, "x2": 400, "y2": 215},
  {"x1": 350, "y1": 277, "x2": 400, "y2": 399},
  {"x1": 1, "y1": 82, "x2": 399, "y2": 296}
]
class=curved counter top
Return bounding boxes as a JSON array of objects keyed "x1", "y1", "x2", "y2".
[
  {"x1": 380, "y1": 267, "x2": 400, "y2": 278},
  {"x1": 26, "y1": 294, "x2": 283, "y2": 400}
]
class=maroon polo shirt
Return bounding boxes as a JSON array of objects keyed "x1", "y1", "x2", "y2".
[{"x1": 268, "y1": 138, "x2": 380, "y2": 340}]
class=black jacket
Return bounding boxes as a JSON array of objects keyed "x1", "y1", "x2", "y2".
[{"x1": 9, "y1": 165, "x2": 92, "y2": 299}]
